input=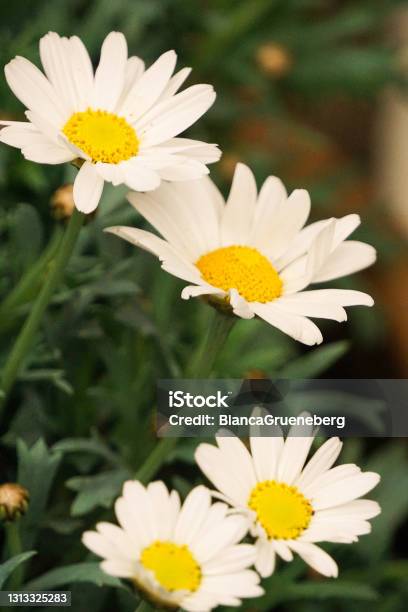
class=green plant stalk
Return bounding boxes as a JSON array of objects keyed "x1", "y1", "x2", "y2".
[
  {"x1": 0, "y1": 228, "x2": 63, "y2": 333},
  {"x1": 6, "y1": 522, "x2": 23, "y2": 590},
  {"x1": 136, "y1": 310, "x2": 235, "y2": 483},
  {"x1": 134, "y1": 599, "x2": 154, "y2": 612},
  {"x1": 0, "y1": 209, "x2": 85, "y2": 413}
]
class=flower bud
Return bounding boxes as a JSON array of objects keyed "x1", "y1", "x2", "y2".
[
  {"x1": 50, "y1": 184, "x2": 75, "y2": 220},
  {"x1": 256, "y1": 43, "x2": 293, "y2": 78},
  {"x1": 0, "y1": 483, "x2": 29, "y2": 522}
]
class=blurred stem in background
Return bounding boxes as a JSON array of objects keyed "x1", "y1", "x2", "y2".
[
  {"x1": 0, "y1": 208, "x2": 85, "y2": 416},
  {"x1": 134, "y1": 599, "x2": 154, "y2": 612},
  {"x1": 0, "y1": 228, "x2": 63, "y2": 334},
  {"x1": 5, "y1": 522, "x2": 23, "y2": 589},
  {"x1": 135, "y1": 310, "x2": 235, "y2": 483}
]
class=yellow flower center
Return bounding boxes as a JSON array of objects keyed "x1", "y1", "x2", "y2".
[
  {"x1": 62, "y1": 108, "x2": 139, "y2": 164},
  {"x1": 196, "y1": 245, "x2": 282, "y2": 303},
  {"x1": 140, "y1": 541, "x2": 201, "y2": 592},
  {"x1": 248, "y1": 480, "x2": 313, "y2": 540}
]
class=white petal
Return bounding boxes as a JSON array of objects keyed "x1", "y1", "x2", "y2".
[
  {"x1": 193, "y1": 515, "x2": 250, "y2": 563},
  {"x1": 287, "y1": 541, "x2": 338, "y2": 577},
  {"x1": 254, "y1": 539, "x2": 276, "y2": 577},
  {"x1": 139, "y1": 84, "x2": 216, "y2": 146},
  {"x1": 174, "y1": 486, "x2": 211, "y2": 545},
  {"x1": 258, "y1": 189, "x2": 311, "y2": 260},
  {"x1": 249, "y1": 175, "x2": 287, "y2": 248},
  {"x1": 216, "y1": 436, "x2": 257, "y2": 495},
  {"x1": 100, "y1": 559, "x2": 135, "y2": 578},
  {"x1": 159, "y1": 66, "x2": 192, "y2": 101},
  {"x1": 181, "y1": 284, "x2": 224, "y2": 299},
  {"x1": 40, "y1": 32, "x2": 93, "y2": 113},
  {"x1": 249, "y1": 435, "x2": 284, "y2": 482},
  {"x1": 313, "y1": 241, "x2": 377, "y2": 283},
  {"x1": 127, "y1": 179, "x2": 220, "y2": 260},
  {"x1": 158, "y1": 159, "x2": 210, "y2": 181},
  {"x1": 73, "y1": 161, "x2": 104, "y2": 213},
  {"x1": 204, "y1": 544, "x2": 257, "y2": 575},
  {"x1": 273, "y1": 540, "x2": 294, "y2": 562},
  {"x1": 252, "y1": 303, "x2": 323, "y2": 346},
  {"x1": 220, "y1": 163, "x2": 258, "y2": 245},
  {"x1": 195, "y1": 443, "x2": 249, "y2": 506},
  {"x1": 312, "y1": 472, "x2": 381, "y2": 510},
  {"x1": 105, "y1": 226, "x2": 201, "y2": 285},
  {"x1": 272, "y1": 297, "x2": 348, "y2": 322},
  {"x1": 316, "y1": 499, "x2": 381, "y2": 520},
  {"x1": 229, "y1": 289, "x2": 255, "y2": 319},
  {"x1": 5, "y1": 56, "x2": 66, "y2": 126},
  {"x1": 120, "y1": 159, "x2": 161, "y2": 192},
  {"x1": 277, "y1": 433, "x2": 315, "y2": 486},
  {"x1": 93, "y1": 32, "x2": 127, "y2": 111},
  {"x1": 121, "y1": 50, "x2": 177, "y2": 120},
  {"x1": 295, "y1": 438, "x2": 343, "y2": 491},
  {"x1": 280, "y1": 289, "x2": 374, "y2": 308},
  {"x1": 200, "y1": 570, "x2": 263, "y2": 599}
]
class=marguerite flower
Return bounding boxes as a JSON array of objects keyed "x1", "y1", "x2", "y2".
[
  {"x1": 107, "y1": 163, "x2": 376, "y2": 345},
  {"x1": 82, "y1": 480, "x2": 263, "y2": 610},
  {"x1": 0, "y1": 32, "x2": 220, "y2": 213},
  {"x1": 195, "y1": 418, "x2": 381, "y2": 578}
]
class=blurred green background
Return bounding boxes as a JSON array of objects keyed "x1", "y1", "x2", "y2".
[{"x1": 0, "y1": 1, "x2": 407, "y2": 611}]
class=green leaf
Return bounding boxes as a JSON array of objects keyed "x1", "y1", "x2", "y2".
[
  {"x1": 0, "y1": 552, "x2": 36, "y2": 589},
  {"x1": 66, "y1": 469, "x2": 129, "y2": 516},
  {"x1": 17, "y1": 438, "x2": 62, "y2": 549},
  {"x1": 24, "y1": 562, "x2": 124, "y2": 590},
  {"x1": 278, "y1": 341, "x2": 349, "y2": 377},
  {"x1": 52, "y1": 437, "x2": 122, "y2": 466},
  {"x1": 280, "y1": 580, "x2": 378, "y2": 602}
]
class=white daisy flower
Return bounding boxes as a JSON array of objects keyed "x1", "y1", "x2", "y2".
[
  {"x1": 0, "y1": 32, "x2": 220, "y2": 213},
  {"x1": 195, "y1": 419, "x2": 381, "y2": 579},
  {"x1": 82, "y1": 480, "x2": 263, "y2": 610},
  {"x1": 107, "y1": 163, "x2": 376, "y2": 345}
]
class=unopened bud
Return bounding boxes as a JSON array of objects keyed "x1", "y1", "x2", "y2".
[
  {"x1": 256, "y1": 43, "x2": 293, "y2": 78},
  {"x1": 0, "y1": 483, "x2": 29, "y2": 522},
  {"x1": 50, "y1": 184, "x2": 75, "y2": 220}
]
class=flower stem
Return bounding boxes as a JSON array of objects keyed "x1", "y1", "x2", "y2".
[
  {"x1": 0, "y1": 209, "x2": 85, "y2": 413},
  {"x1": 134, "y1": 599, "x2": 153, "y2": 612},
  {"x1": 136, "y1": 310, "x2": 234, "y2": 483},
  {"x1": 6, "y1": 522, "x2": 23, "y2": 589}
]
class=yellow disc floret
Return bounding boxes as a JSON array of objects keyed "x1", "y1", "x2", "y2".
[
  {"x1": 196, "y1": 245, "x2": 283, "y2": 303},
  {"x1": 248, "y1": 480, "x2": 313, "y2": 540},
  {"x1": 140, "y1": 541, "x2": 201, "y2": 592},
  {"x1": 63, "y1": 108, "x2": 139, "y2": 164}
]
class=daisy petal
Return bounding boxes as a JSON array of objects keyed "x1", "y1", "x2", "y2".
[
  {"x1": 288, "y1": 541, "x2": 338, "y2": 577},
  {"x1": 252, "y1": 303, "x2": 323, "y2": 346},
  {"x1": 93, "y1": 32, "x2": 127, "y2": 110},
  {"x1": 73, "y1": 161, "x2": 104, "y2": 213},
  {"x1": 221, "y1": 163, "x2": 257, "y2": 245}
]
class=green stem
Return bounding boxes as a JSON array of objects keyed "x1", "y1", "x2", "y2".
[
  {"x1": 6, "y1": 522, "x2": 23, "y2": 589},
  {"x1": 136, "y1": 310, "x2": 234, "y2": 483},
  {"x1": 134, "y1": 599, "x2": 153, "y2": 612},
  {"x1": 0, "y1": 228, "x2": 63, "y2": 334},
  {"x1": 0, "y1": 209, "x2": 85, "y2": 413}
]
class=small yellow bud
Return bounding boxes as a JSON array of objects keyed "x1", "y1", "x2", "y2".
[
  {"x1": 256, "y1": 43, "x2": 293, "y2": 78},
  {"x1": 50, "y1": 184, "x2": 75, "y2": 220},
  {"x1": 0, "y1": 483, "x2": 29, "y2": 522}
]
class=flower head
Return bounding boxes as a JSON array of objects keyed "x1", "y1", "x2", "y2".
[
  {"x1": 195, "y1": 418, "x2": 381, "y2": 578},
  {"x1": 82, "y1": 480, "x2": 263, "y2": 610},
  {"x1": 0, "y1": 32, "x2": 219, "y2": 213},
  {"x1": 108, "y1": 163, "x2": 376, "y2": 345},
  {"x1": 0, "y1": 483, "x2": 29, "y2": 522}
]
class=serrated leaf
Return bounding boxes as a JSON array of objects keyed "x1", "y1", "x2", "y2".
[
  {"x1": 24, "y1": 562, "x2": 124, "y2": 590},
  {"x1": 0, "y1": 552, "x2": 36, "y2": 589},
  {"x1": 52, "y1": 437, "x2": 121, "y2": 466},
  {"x1": 66, "y1": 469, "x2": 129, "y2": 516},
  {"x1": 17, "y1": 438, "x2": 62, "y2": 548},
  {"x1": 279, "y1": 341, "x2": 349, "y2": 377}
]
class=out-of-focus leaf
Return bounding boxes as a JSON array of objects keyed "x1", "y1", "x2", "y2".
[
  {"x1": 24, "y1": 563, "x2": 124, "y2": 590},
  {"x1": 66, "y1": 469, "x2": 129, "y2": 516},
  {"x1": 279, "y1": 341, "x2": 349, "y2": 377},
  {"x1": 53, "y1": 437, "x2": 122, "y2": 466},
  {"x1": 17, "y1": 438, "x2": 62, "y2": 549},
  {"x1": 0, "y1": 552, "x2": 36, "y2": 589}
]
